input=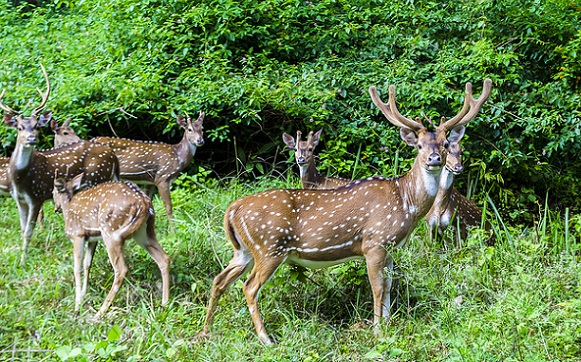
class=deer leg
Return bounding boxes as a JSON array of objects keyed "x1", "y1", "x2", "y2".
[
  {"x1": 71, "y1": 236, "x2": 85, "y2": 312},
  {"x1": 96, "y1": 238, "x2": 127, "y2": 318},
  {"x1": 156, "y1": 181, "x2": 173, "y2": 220},
  {"x1": 133, "y1": 221, "x2": 171, "y2": 306},
  {"x1": 19, "y1": 201, "x2": 41, "y2": 264},
  {"x1": 82, "y1": 240, "x2": 98, "y2": 297},
  {"x1": 242, "y1": 257, "x2": 286, "y2": 345},
  {"x1": 365, "y1": 247, "x2": 390, "y2": 336},
  {"x1": 200, "y1": 247, "x2": 254, "y2": 338}
]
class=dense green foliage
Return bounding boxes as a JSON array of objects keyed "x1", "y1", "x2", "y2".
[
  {"x1": 1, "y1": 0, "x2": 581, "y2": 221},
  {"x1": 0, "y1": 178, "x2": 580, "y2": 361}
]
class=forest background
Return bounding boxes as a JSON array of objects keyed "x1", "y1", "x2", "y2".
[{"x1": 1, "y1": 0, "x2": 580, "y2": 223}]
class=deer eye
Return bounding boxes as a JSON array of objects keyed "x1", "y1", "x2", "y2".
[
  {"x1": 63, "y1": 131, "x2": 69, "y2": 135},
  {"x1": 417, "y1": 143, "x2": 423, "y2": 150},
  {"x1": 443, "y1": 141, "x2": 450, "y2": 148}
]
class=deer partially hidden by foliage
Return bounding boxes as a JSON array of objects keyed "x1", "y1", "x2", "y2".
[
  {"x1": 199, "y1": 79, "x2": 492, "y2": 345},
  {"x1": 52, "y1": 172, "x2": 171, "y2": 318},
  {"x1": 425, "y1": 125, "x2": 492, "y2": 244},
  {"x1": 282, "y1": 129, "x2": 350, "y2": 189},
  {"x1": 51, "y1": 113, "x2": 205, "y2": 221},
  {"x1": 0, "y1": 65, "x2": 119, "y2": 264}
]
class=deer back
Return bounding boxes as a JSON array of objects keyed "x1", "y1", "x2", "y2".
[
  {"x1": 11, "y1": 141, "x2": 119, "y2": 202},
  {"x1": 56, "y1": 180, "x2": 153, "y2": 239},
  {"x1": 91, "y1": 137, "x2": 181, "y2": 183}
]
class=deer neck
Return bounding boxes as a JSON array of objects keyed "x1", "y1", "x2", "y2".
[
  {"x1": 299, "y1": 161, "x2": 321, "y2": 189},
  {"x1": 172, "y1": 135, "x2": 196, "y2": 169},
  {"x1": 398, "y1": 159, "x2": 442, "y2": 218},
  {"x1": 11, "y1": 142, "x2": 35, "y2": 171}
]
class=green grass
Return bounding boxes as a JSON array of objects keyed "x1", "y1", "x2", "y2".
[{"x1": 0, "y1": 177, "x2": 580, "y2": 361}]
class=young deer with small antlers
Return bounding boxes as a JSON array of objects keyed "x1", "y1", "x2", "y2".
[
  {"x1": 53, "y1": 173, "x2": 170, "y2": 318},
  {"x1": 282, "y1": 129, "x2": 350, "y2": 189},
  {"x1": 86, "y1": 113, "x2": 204, "y2": 221},
  {"x1": 425, "y1": 124, "x2": 493, "y2": 245},
  {"x1": 0, "y1": 65, "x2": 119, "y2": 264},
  {"x1": 199, "y1": 79, "x2": 492, "y2": 345}
]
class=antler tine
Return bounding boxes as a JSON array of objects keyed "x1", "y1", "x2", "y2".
[
  {"x1": 440, "y1": 78, "x2": 492, "y2": 131},
  {"x1": 369, "y1": 85, "x2": 424, "y2": 131},
  {"x1": 296, "y1": 130, "x2": 302, "y2": 142},
  {"x1": 63, "y1": 117, "x2": 71, "y2": 127},
  {"x1": 0, "y1": 89, "x2": 20, "y2": 115},
  {"x1": 30, "y1": 64, "x2": 51, "y2": 117}
]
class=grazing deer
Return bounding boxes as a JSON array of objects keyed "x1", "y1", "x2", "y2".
[
  {"x1": 51, "y1": 117, "x2": 81, "y2": 146},
  {"x1": 199, "y1": 79, "x2": 492, "y2": 344},
  {"x1": 89, "y1": 112, "x2": 205, "y2": 221},
  {"x1": 0, "y1": 65, "x2": 119, "y2": 264},
  {"x1": 425, "y1": 126, "x2": 492, "y2": 244},
  {"x1": 52, "y1": 172, "x2": 170, "y2": 318},
  {"x1": 282, "y1": 129, "x2": 350, "y2": 189}
]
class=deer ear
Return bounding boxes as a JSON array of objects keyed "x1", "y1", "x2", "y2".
[
  {"x1": 70, "y1": 173, "x2": 86, "y2": 192},
  {"x1": 282, "y1": 133, "x2": 296, "y2": 149},
  {"x1": 312, "y1": 129, "x2": 323, "y2": 146},
  {"x1": 400, "y1": 128, "x2": 418, "y2": 147},
  {"x1": 4, "y1": 114, "x2": 17, "y2": 128},
  {"x1": 38, "y1": 111, "x2": 52, "y2": 127},
  {"x1": 447, "y1": 125, "x2": 466, "y2": 144},
  {"x1": 176, "y1": 115, "x2": 187, "y2": 128},
  {"x1": 50, "y1": 119, "x2": 59, "y2": 133}
]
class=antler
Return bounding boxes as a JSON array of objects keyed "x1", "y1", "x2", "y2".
[
  {"x1": 439, "y1": 78, "x2": 492, "y2": 131},
  {"x1": 369, "y1": 85, "x2": 425, "y2": 131},
  {"x1": 30, "y1": 64, "x2": 51, "y2": 117},
  {"x1": 0, "y1": 89, "x2": 19, "y2": 115}
]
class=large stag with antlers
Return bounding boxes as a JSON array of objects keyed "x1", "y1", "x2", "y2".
[
  {"x1": 0, "y1": 65, "x2": 119, "y2": 264},
  {"x1": 282, "y1": 129, "x2": 351, "y2": 189},
  {"x1": 199, "y1": 79, "x2": 492, "y2": 344},
  {"x1": 52, "y1": 172, "x2": 170, "y2": 318},
  {"x1": 52, "y1": 113, "x2": 205, "y2": 221}
]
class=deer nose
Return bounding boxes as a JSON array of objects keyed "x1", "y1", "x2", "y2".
[
  {"x1": 297, "y1": 156, "x2": 306, "y2": 165},
  {"x1": 197, "y1": 138, "x2": 205, "y2": 146},
  {"x1": 26, "y1": 135, "x2": 38, "y2": 145},
  {"x1": 428, "y1": 152, "x2": 441, "y2": 165},
  {"x1": 452, "y1": 163, "x2": 464, "y2": 173}
]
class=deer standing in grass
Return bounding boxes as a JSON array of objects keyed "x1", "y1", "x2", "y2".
[
  {"x1": 52, "y1": 172, "x2": 170, "y2": 318},
  {"x1": 0, "y1": 65, "x2": 119, "y2": 264},
  {"x1": 52, "y1": 113, "x2": 205, "y2": 221},
  {"x1": 199, "y1": 79, "x2": 492, "y2": 345},
  {"x1": 282, "y1": 129, "x2": 350, "y2": 189},
  {"x1": 425, "y1": 126, "x2": 491, "y2": 244}
]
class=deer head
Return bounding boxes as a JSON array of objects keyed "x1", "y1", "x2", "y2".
[
  {"x1": 282, "y1": 129, "x2": 322, "y2": 167},
  {"x1": 177, "y1": 111, "x2": 205, "y2": 151},
  {"x1": 51, "y1": 117, "x2": 82, "y2": 147}
]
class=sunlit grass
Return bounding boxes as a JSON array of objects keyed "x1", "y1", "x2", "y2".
[{"x1": 0, "y1": 176, "x2": 579, "y2": 361}]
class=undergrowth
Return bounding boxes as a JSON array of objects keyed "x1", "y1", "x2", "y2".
[{"x1": 0, "y1": 177, "x2": 579, "y2": 361}]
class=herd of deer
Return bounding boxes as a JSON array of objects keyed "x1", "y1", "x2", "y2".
[{"x1": 0, "y1": 65, "x2": 492, "y2": 344}]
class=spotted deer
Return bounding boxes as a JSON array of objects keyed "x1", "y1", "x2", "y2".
[
  {"x1": 0, "y1": 65, "x2": 119, "y2": 263},
  {"x1": 199, "y1": 79, "x2": 492, "y2": 345},
  {"x1": 52, "y1": 172, "x2": 170, "y2": 318},
  {"x1": 51, "y1": 117, "x2": 81, "y2": 146},
  {"x1": 282, "y1": 129, "x2": 350, "y2": 189},
  {"x1": 86, "y1": 112, "x2": 205, "y2": 221},
  {"x1": 425, "y1": 125, "x2": 492, "y2": 245}
]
